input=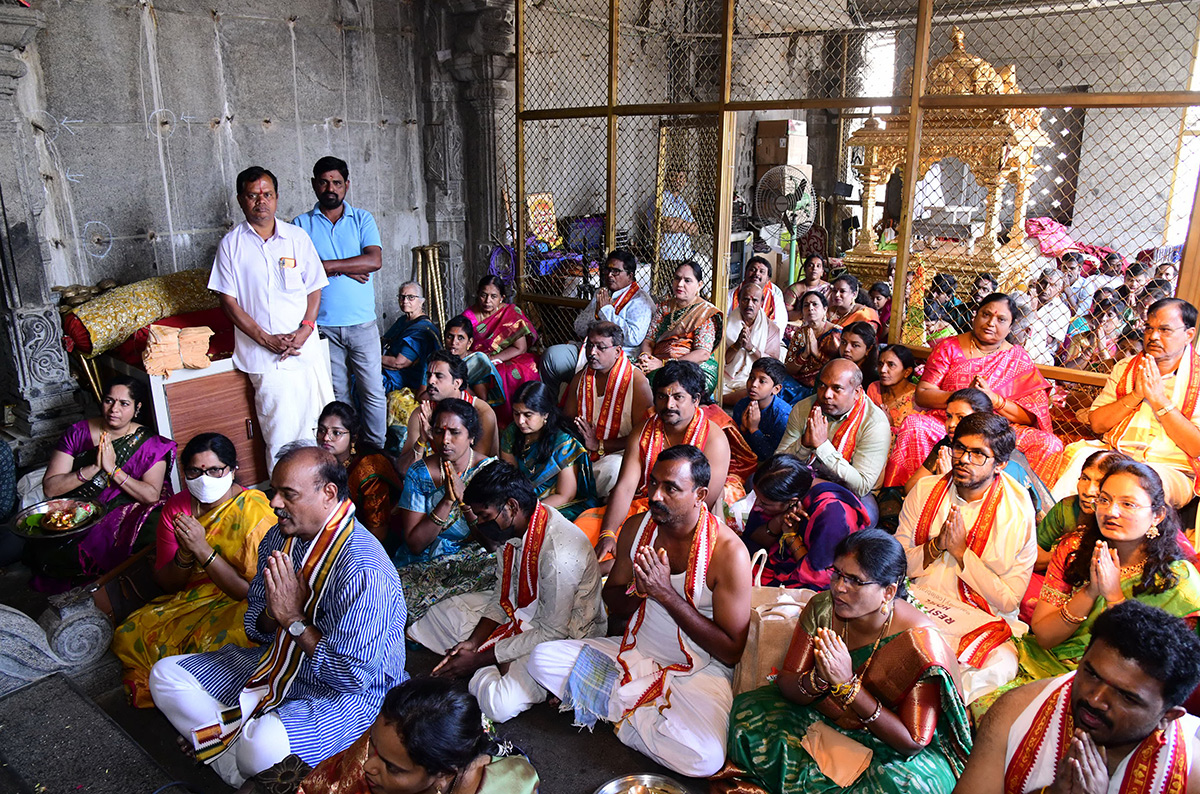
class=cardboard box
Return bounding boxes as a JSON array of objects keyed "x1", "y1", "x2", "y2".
[{"x1": 755, "y1": 119, "x2": 808, "y2": 166}]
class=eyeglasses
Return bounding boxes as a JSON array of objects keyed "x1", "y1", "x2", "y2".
[
  {"x1": 584, "y1": 341, "x2": 615, "y2": 352},
  {"x1": 1095, "y1": 495, "x2": 1152, "y2": 512},
  {"x1": 398, "y1": 294, "x2": 422, "y2": 302},
  {"x1": 184, "y1": 464, "x2": 230, "y2": 480},
  {"x1": 603, "y1": 267, "x2": 625, "y2": 276},
  {"x1": 950, "y1": 442, "x2": 994, "y2": 466},
  {"x1": 826, "y1": 567, "x2": 880, "y2": 588},
  {"x1": 317, "y1": 427, "x2": 349, "y2": 439}
]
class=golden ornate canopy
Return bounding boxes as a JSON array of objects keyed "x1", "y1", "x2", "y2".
[{"x1": 844, "y1": 27, "x2": 1050, "y2": 290}]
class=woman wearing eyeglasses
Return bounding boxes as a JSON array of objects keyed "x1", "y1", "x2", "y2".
[
  {"x1": 974, "y1": 460, "x2": 1200, "y2": 715},
  {"x1": 111, "y1": 432, "x2": 275, "y2": 708},
  {"x1": 317, "y1": 401, "x2": 403, "y2": 544},
  {"x1": 717, "y1": 529, "x2": 972, "y2": 794}
]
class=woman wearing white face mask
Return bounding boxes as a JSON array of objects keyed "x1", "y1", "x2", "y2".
[{"x1": 111, "y1": 432, "x2": 275, "y2": 708}]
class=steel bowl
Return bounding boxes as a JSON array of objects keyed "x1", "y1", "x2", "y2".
[
  {"x1": 592, "y1": 774, "x2": 691, "y2": 794},
  {"x1": 11, "y1": 498, "x2": 105, "y2": 540}
]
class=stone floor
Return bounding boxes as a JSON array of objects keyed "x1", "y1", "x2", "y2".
[{"x1": 0, "y1": 563, "x2": 708, "y2": 794}]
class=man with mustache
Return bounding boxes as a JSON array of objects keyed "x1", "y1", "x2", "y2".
[
  {"x1": 528, "y1": 445, "x2": 752, "y2": 777},
  {"x1": 394, "y1": 351, "x2": 500, "y2": 478},
  {"x1": 581, "y1": 360, "x2": 731, "y2": 568},
  {"x1": 896, "y1": 412, "x2": 1036, "y2": 704},
  {"x1": 292, "y1": 156, "x2": 386, "y2": 448},
  {"x1": 211, "y1": 166, "x2": 334, "y2": 474},
  {"x1": 539, "y1": 248, "x2": 656, "y2": 394},
  {"x1": 407, "y1": 461, "x2": 605, "y2": 723},
  {"x1": 148, "y1": 446, "x2": 407, "y2": 786},
  {"x1": 778, "y1": 357, "x2": 891, "y2": 524},
  {"x1": 954, "y1": 600, "x2": 1200, "y2": 794},
  {"x1": 562, "y1": 320, "x2": 653, "y2": 496},
  {"x1": 1053, "y1": 298, "x2": 1200, "y2": 509}
]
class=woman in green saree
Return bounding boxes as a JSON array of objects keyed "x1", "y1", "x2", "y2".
[
  {"x1": 1015, "y1": 459, "x2": 1200, "y2": 691},
  {"x1": 717, "y1": 529, "x2": 972, "y2": 794},
  {"x1": 498, "y1": 381, "x2": 598, "y2": 520},
  {"x1": 637, "y1": 261, "x2": 722, "y2": 393}
]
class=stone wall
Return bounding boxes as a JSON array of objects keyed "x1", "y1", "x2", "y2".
[{"x1": 0, "y1": 0, "x2": 517, "y2": 463}]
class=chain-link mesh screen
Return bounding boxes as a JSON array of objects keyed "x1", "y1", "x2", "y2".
[
  {"x1": 730, "y1": 1, "x2": 915, "y2": 103},
  {"x1": 617, "y1": 3, "x2": 724, "y2": 105},
  {"x1": 616, "y1": 115, "x2": 723, "y2": 301},
  {"x1": 522, "y1": 0, "x2": 610, "y2": 111},
  {"x1": 518, "y1": 116, "x2": 608, "y2": 347}
]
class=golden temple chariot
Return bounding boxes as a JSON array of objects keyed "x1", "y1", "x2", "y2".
[{"x1": 844, "y1": 27, "x2": 1050, "y2": 291}]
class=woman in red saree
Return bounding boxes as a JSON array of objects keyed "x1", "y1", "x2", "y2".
[
  {"x1": 882, "y1": 293, "x2": 1064, "y2": 487},
  {"x1": 463, "y1": 275, "x2": 539, "y2": 417}
]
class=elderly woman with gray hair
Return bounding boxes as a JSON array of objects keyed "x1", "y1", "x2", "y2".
[{"x1": 381, "y1": 281, "x2": 442, "y2": 393}]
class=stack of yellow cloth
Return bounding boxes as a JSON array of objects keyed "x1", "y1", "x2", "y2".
[{"x1": 142, "y1": 324, "x2": 213, "y2": 376}]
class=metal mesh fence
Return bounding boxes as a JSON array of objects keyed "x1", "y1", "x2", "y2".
[
  {"x1": 730, "y1": 1, "x2": 916, "y2": 103},
  {"x1": 617, "y1": 3, "x2": 724, "y2": 105},
  {"x1": 522, "y1": 0, "x2": 610, "y2": 111}
]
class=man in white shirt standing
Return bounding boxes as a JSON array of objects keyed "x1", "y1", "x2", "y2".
[
  {"x1": 650, "y1": 169, "x2": 698, "y2": 265},
  {"x1": 896, "y1": 411, "x2": 1036, "y2": 704},
  {"x1": 209, "y1": 166, "x2": 333, "y2": 472}
]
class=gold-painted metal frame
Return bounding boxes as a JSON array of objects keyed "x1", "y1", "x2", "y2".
[{"x1": 515, "y1": 0, "x2": 1200, "y2": 389}]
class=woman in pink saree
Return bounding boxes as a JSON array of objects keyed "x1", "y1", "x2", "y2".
[
  {"x1": 463, "y1": 275, "x2": 539, "y2": 417},
  {"x1": 882, "y1": 293, "x2": 1064, "y2": 487}
]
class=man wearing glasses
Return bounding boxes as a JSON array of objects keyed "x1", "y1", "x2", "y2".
[
  {"x1": 380, "y1": 282, "x2": 441, "y2": 394},
  {"x1": 896, "y1": 412, "x2": 1036, "y2": 705},
  {"x1": 1052, "y1": 298, "x2": 1200, "y2": 508},
  {"x1": 539, "y1": 248, "x2": 655, "y2": 394},
  {"x1": 562, "y1": 321, "x2": 653, "y2": 496}
]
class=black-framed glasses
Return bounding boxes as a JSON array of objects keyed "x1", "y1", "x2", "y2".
[
  {"x1": 398, "y1": 293, "x2": 422, "y2": 302},
  {"x1": 950, "y1": 442, "x2": 993, "y2": 466},
  {"x1": 826, "y1": 566, "x2": 880, "y2": 588},
  {"x1": 184, "y1": 464, "x2": 231, "y2": 480}
]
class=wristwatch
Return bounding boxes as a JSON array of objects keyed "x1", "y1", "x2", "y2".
[
  {"x1": 1156, "y1": 403, "x2": 1175, "y2": 417},
  {"x1": 287, "y1": 619, "x2": 310, "y2": 637}
]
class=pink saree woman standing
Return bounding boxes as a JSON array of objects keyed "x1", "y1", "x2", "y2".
[
  {"x1": 882, "y1": 293, "x2": 1064, "y2": 487},
  {"x1": 463, "y1": 275, "x2": 539, "y2": 418}
]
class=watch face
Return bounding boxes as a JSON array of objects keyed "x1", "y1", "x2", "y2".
[{"x1": 288, "y1": 620, "x2": 307, "y2": 636}]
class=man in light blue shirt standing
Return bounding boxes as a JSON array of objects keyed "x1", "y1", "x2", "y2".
[{"x1": 293, "y1": 156, "x2": 387, "y2": 447}]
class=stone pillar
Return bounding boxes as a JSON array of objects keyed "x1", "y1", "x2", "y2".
[
  {"x1": 0, "y1": 8, "x2": 82, "y2": 465},
  {"x1": 448, "y1": 0, "x2": 516, "y2": 285}
]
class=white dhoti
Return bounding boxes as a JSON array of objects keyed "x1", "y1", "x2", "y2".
[
  {"x1": 527, "y1": 637, "x2": 733, "y2": 778},
  {"x1": 148, "y1": 654, "x2": 292, "y2": 787},
  {"x1": 249, "y1": 363, "x2": 333, "y2": 474},
  {"x1": 1052, "y1": 439, "x2": 1194, "y2": 508},
  {"x1": 592, "y1": 452, "x2": 624, "y2": 497},
  {"x1": 407, "y1": 591, "x2": 549, "y2": 723}
]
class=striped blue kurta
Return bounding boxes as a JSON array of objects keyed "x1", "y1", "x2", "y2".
[{"x1": 179, "y1": 521, "x2": 408, "y2": 764}]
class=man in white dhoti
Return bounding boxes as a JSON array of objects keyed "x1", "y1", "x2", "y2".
[
  {"x1": 953, "y1": 600, "x2": 1200, "y2": 794},
  {"x1": 209, "y1": 166, "x2": 333, "y2": 473},
  {"x1": 1053, "y1": 298, "x2": 1200, "y2": 509},
  {"x1": 407, "y1": 461, "x2": 605, "y2": 723},
  {"x1": 527, "y1": 445, "x2": 752, "y2": 778},
  {"x1": 721, "y1": 281, "x2": 782, "y2": 406},
  {"x1": 726, "y1": 255, "x2": 788, "y2": 340},
  {"x1": 562, "y1": 321, "x2": 653, "y2": 497},
  {"x1": 896, "y1": 412, "x2": 1036, "y2": 705}
]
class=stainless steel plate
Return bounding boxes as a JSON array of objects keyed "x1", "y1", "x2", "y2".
[
  {"x1": 592, "y1": 774, "x2": 690, "y2": 794},
  {"x1": 11, "y1": 498, "x2": 104, "y2": 540}
]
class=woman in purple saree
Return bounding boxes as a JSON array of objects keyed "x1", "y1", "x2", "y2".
[{"x1": 33, "y1": 375, "x2": 175, "y2": 591}]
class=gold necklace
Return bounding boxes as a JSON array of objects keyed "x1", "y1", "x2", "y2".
[{"x1": 833, "y1": 602, "x2": 895, "y2": 678}]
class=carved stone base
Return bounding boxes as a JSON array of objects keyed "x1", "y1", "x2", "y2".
[{"x1": 0, "y1": 588, "x2": 114, "y2": 698}]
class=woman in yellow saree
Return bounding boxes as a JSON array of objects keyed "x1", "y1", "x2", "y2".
[
  {"x1": 973, "y1": 459, "x2": 1200, "y2": 717},
  {"x1": 637, "y1": 260, "x2": 723, "y2": 393},
  {"x1": 111, "y1": 433, "x2": 274, "y2": 707}
]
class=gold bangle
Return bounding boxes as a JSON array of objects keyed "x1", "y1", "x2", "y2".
[{"x1": 1059, "y1": 602, "x2": 1087, "y2": 625}]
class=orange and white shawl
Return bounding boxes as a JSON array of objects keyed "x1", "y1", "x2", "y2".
[
  {"x1": 912, "y1": 474, "x2": 1012, "y2": 667},
  {"x1": 577, "y1": 351, "x2": 635, "y2": 442},
  {"x1": 615, "y1": 507, "x2": 719, "y2": 722},
  {"x1": 479, "y1": 502, "x2": 551, "y2": 651},
  {"x1": 193, "y1": 500, "x2": 357, "y2": 763},
  {"x1": 1004, "y1": 671, "x2": 1197, "y2": 794},
  {"x1": 827, "y1": 392, "x2": 870, "y2": 461}
]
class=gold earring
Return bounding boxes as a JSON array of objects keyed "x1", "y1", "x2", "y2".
[
  {"x1": 1147, "y1": 525, "x2": 1160, "y2": 539},
  {"x1": 880, "y1": 601, "x2": 890, "y2": 615}
]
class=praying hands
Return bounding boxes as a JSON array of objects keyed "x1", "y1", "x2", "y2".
[
  {"x1": 939, "y1": 505, "x2": 969, "y2": 564},
  {"x1": 1086, "y1": 540, "x2": 1123, "y2": 604},
  {"x1": 1049, "y1": 730, "x2": 1109, "y2": 794},
  {"x1": 801, "y1": 405, "x2": 829, "y2": 448},
  {"x1": 811, "y1": 627, "x2": 853, "y2": 686},
  {"x1": 264, "y1": 550, "x2": 310, "y2": 627},
  {"x1": 632, "y1": 545, "x2": 674, "y2": 604}
]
